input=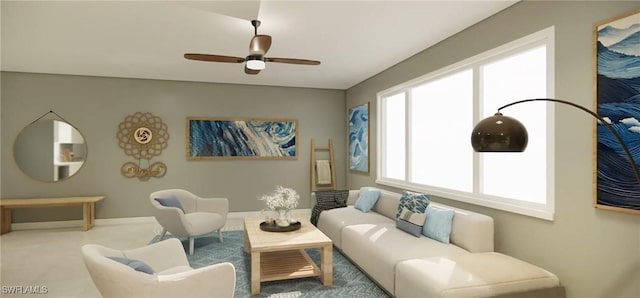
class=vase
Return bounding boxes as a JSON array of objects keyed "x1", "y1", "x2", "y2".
[
  {"x1": 276, "y1": 210, "x2": 290, "y2": 227},
  {"x1": 260, "y1": 209, "x2": 274, "y2": 224}
]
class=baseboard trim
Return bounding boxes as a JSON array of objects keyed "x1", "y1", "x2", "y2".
[
  {"x1": 11, "y1": 216, "x2": 157, "y2": 231},
  {"x1": 10, "y1": 209, "x2": 312, "y2": 232},
  {"x1": 97, "y1": 217, "x2": 157, "y2": 225},
  {"x1": 12, "y1": 220, "x2": 85, "y2": 231}
]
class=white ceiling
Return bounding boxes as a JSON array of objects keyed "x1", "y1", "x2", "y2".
[{"x1": 1, "y1": 0, "x2": 518, "y2": 90}]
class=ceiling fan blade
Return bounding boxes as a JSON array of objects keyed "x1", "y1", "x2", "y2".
[
  {"x1": 265, "y1": 57, "x2": 321, "y2": 65},
  {"x1": 244, "y1": 66, "x2": 260, "y2": 75},
  {"x1": 250, "y1": 35, "x2": 272, "y2": 55},
  {"x1": 184, "y1": 53, "x2": 245, "y2": 63}
]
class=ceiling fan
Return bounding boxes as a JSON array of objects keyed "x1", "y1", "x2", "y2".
[{"x1": 184, "y1": 20, "x2": 321, "y2": 75}]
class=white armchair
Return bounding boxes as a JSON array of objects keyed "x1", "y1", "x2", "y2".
[
  {"x1": 81, "y1": 238, "x2": 236, "y2": 298},
  {"x1": 150, "y1": 189, "x2": 228, "y2": 255}
]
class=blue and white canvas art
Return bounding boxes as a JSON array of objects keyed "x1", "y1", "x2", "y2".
[
  {"x1": 349, "y1": 103, "x2": 369, "y2": 172},
  {"x1": 595, "y1": 10, "x2": 640, "y2": 214},
  {"x1": 187, "y1": 117, "x2": 297, "y2": 160}
]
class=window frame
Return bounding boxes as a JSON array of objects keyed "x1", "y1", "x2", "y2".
[{"x1": 376, "y1": 26, "x2": 556, "y2": 220}]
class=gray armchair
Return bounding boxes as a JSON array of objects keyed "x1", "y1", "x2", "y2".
[{"x1": 150, "y1": 189, "x2": 228, "y2": 255}]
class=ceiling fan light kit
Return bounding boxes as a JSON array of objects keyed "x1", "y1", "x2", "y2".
[
  {"x1": 184, "y1": 19, "x2": 320, "y2": 75},
  {"x1": 246, "y1": 57, "x2": 266, "y2": 70}
]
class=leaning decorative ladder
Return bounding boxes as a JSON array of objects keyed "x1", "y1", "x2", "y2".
[{"x1": 310, "y1": 139, "x2": 336, "y2": 191}]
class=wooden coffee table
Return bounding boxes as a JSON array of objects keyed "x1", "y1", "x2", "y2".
[{"x1": 243, "y1": 217, "x2": 333, "y2": 295}]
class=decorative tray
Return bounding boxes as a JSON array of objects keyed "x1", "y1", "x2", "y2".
[{"x1": 259, "y1": 221, "x2": 301, "y2": 232}]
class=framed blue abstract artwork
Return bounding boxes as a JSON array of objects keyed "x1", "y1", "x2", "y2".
[
  {"x1": 594, "y1": 9, "x2": 640, "y2": 215},
  {"x1": 349, "y1": 102, "x2": 369, "y2": 172},
  {"x1": 187, "y1": 117, "x2": 298, "y2": 160}
]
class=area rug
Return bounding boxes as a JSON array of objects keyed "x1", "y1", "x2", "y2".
[{"x1": 150, "y1": 230, "x2": 390, "y2": 298}]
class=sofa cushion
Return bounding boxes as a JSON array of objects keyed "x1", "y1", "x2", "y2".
[
  {"x1": 396, "y1": 191, "x2": 431, "y2": 220},
  {"x1": 316, "y1": 206, "x2": 392, "y2": 248},
  {"x1": 341, "y1": 222, "x2": 467, "y2": 294},
  {"x1": 369, "y1": 188, "x2": 402, "y2": 219},
  {"x1": 396, "y1": 207, "x2": 426, "y2": 237},
  {"x1": 395, "y1": 253, "x2": 561, "y2": 298},
  {"x1": 354, "y1": 188, "x2": 381, "y2": 212},
  {"x1": 429, "y1": 202, "x2": 494, "y2": 253},
  {"x1": 423, "y1": 205, "x2": 455, "y2": 243}
]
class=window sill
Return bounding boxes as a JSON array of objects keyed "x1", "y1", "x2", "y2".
[{"x1": 375, "y1": 178, "x2": 554, "y2": 221}]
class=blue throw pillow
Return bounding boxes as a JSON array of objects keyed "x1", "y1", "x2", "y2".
[
  {"x1": 155, "y1": 196, "x2": 185, "y2": 213},
  {"x1": 107, "y1": 257, "x2": 155, "y2": 274},
  {"x1": 354, "y1": 188, "x2": 381, "y2": 212},
  {"x1": 422, "y1": 205, "x2": 455, "y2": 244},
  {"x1": 396, "y1": 191, "x2": 431, "y2": 220}
]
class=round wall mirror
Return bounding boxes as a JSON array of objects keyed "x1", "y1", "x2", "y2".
[{"x1": 14, "y1": 119, "x2": 87, "y2": 182}]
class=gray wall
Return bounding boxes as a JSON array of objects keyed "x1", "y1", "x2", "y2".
[
  {"x1": 1, "y1": 72, "x2": 346, "y2": 221},
  {"x1": 346, "y1": 1, "x2": 640, "y2": 298}
]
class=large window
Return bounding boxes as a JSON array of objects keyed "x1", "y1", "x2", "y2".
[{"x1": 377, "y1": 27, "x2": 555, "y2": 220}]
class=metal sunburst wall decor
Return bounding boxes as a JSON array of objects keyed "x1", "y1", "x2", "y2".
[{"x1": 117, "y1": 112, "x2": 169, "y2": 181}]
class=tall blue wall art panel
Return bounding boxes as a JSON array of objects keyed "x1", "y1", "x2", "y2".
[
  {"x1": 349, "y1": 102, "x2": 369, "y2": 172},
  {"x1": 595, "y1": 9, "x2": 640, "y2": 214}
]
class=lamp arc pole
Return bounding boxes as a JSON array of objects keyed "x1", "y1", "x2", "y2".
[{"x1": 497, "y1": 98, "x2": 640, "y2": 183}]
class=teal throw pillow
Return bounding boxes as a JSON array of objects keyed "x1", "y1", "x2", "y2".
[
  {"x1": 396, "y1": 191, "x2": 431, "y2": 220},
  {"x1": 396, "y1": 207, "x2": 426, "y2": 237},
  {"x1": 354, "y1": 188, "x2": 381, "y2": 212},
  {"x1": 108, "y1": 257, "x2": 155, "y2": 274},
  {"x1": 422, "y1": 205, "x2": 455, "y2": 244},
  {"x1": 155, "y1": 196, "x2": 185, "y2": 213}
]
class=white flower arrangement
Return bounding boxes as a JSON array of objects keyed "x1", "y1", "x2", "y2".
[{"x1": 260, "y1": 186, "x2": 299, "y2": 211}]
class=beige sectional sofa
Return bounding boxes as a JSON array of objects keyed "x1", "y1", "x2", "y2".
[{"x1": 314, "y1": 187, "x2": 565, "y2": 298}]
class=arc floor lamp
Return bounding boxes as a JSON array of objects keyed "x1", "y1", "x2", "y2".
[{"x1": 470, "y1": 98, "x2": 640, "y2": 185}]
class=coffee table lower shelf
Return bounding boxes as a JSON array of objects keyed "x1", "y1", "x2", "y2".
[{"x1": 260, "y1": 249, "x2": 320, "y2": 282}]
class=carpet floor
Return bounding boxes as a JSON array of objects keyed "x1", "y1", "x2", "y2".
[{"x1": 151, "y1": 230, "x2": 389, "y2": 298}]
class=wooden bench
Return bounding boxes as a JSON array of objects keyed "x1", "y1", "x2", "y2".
[{"x1": 0, "y1": 196, "x2": 105, "y2": 235}]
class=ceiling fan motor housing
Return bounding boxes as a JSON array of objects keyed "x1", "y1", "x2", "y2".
[{"x1": 246, "y1": 54, "x2": 263, "y2": 61}]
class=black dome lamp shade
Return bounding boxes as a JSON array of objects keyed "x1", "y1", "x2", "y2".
[
  {"x1": 471, "y1": 112, "x2": 528, "y2": 152},
  {"x1": 470, "y1": 98, "x2": 640, "y2": 182}
]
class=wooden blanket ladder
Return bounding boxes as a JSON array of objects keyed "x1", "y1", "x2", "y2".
[{"x1": 311, "y1": 138, "x2": 336, "y2": 191}]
